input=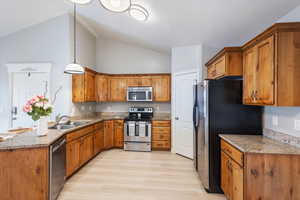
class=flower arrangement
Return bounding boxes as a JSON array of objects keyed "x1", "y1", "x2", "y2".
[{"x1": 23, "y1": 95, "x2": 53, "y2": 121}]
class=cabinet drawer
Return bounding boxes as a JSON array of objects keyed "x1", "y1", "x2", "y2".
[
  {"x1": 152, "y1": 120, "x2": 171, "y2": 127},
  {"x1": 221, "y1": 139, "x2": 244, "y2": 167},
  {"x1": 152, "y1": 140, "x2": 170, "y2": 150},
  {"x1": 152, "y1": 132, "x2": 170, "y2": 141},
  {"x1": 67, "y1": 125, "x2": 94, "y2": 142},
  {"x1": 114, "y1": 120, "x2": 124, "y2": 126},
  {"x1": 95, "y1": 122, "x2": 104, "y2": 130},
  {"x1": 153, "y1": 127, "x2": 170, "y2": 135}
]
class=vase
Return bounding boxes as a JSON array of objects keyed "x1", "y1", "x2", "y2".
[{"x1": 36, "y1": 117, "x2": 48, "y2": 137}]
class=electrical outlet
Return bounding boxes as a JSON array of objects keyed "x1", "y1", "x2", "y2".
[
  {"x1": 272, "y1": 116, "x2": 278, "y2": 126},
  {"x1": 294, "y1": 120, "x2": 300, "y2": 131}
]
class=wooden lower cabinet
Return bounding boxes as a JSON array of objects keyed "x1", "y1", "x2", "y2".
[
  {"x1": 79, "y1": 133, "x2": 94, "y2": 165},
  {"x1": 221, "y1": 139, "x2": 300, "y2": 200},
  {"x1": 114, "y1": 120, "x2": 124, "y2": 148},
  {"x1": 152, "y1": 120, "x2": 171, "y2": 150},
  {"x1": 66, "y1": 140, "x2": 81, "y2": 177},
  {"x1": 0, "y1": 147, "x2": 49, "y2": 200},
  {"x1": 93, "y1": 122, "x2": 104, "y2": 155},
  {"x1": 104, "y1": 120, "x2": 114, "y2": 149}
]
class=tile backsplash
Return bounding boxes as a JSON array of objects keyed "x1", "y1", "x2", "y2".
[{"x1": 264, "y1": 128, "x2": 300, "y2": 148}]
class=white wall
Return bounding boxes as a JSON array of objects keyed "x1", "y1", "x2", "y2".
[
  {"x1": 96, "y1": 37, "x2": 171, "y2": 113},
  {"x1": 96, "y1": 37, "x2": 170, "y2": 74},
  {"x1": 263, "y1": 5, "x2": 300, "y2": 136},
  {"x1": 0, "y1": 14, "x2": 97, "y2": 131}
]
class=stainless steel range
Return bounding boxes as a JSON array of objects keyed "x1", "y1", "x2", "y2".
[{"x1": 124, "y1": 107, "x2": 153, "y2": 152}]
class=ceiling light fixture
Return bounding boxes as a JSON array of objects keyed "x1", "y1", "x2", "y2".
[
  {"x1": 65, "y1": 4, "x2": 85, "y2": 74},
  {"x1": 129, "y1": 4, "x2": 149, "y2": 21},
  {"x1": 68, "y1": 0, "x2": 93, "y2": 5},
  {"x1": 99, "y1": 0, "x2": 131, "y2": 13}
]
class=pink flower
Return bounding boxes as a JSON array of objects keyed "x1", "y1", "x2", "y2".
[
  {"x1": 28, "y1": 96, "x2": 39, "y2": 105},
  {"x1": 37, "y1": 95, "x2": 45, "y2": 100},
  {"x1": 23, "y1": 104, "x2": 32, "y2": 113}
]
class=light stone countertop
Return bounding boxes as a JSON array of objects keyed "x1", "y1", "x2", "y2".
[
  {"x1": 220, "y1": 134, "x2": 300, "y2": 155},
  {"x1": 0, "y1": 113, "x2": 171, "y2": 151}
]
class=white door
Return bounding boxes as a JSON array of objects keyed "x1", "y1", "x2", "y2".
[
  {"x1": 11, "y1": 72, "x2": 49, "y2": 128},
  {"x1": 174, "y1": 72, "x2": 197, "y2": 159}
]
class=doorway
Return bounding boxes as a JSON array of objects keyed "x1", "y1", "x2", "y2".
[
  {"x1": 7, "y1": 63, "x2": 51, "y2": 129},
  {"x1": 173, "y1": 71, "x2": 198, "y2": 159}
]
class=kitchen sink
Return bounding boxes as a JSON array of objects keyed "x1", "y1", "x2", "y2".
[{"x1": 49, "y1": 121, "x2": 90, "y2": 130}]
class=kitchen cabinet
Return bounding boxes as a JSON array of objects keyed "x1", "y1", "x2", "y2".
[
  {"x1": 127, "y1": 76, "x2": 152, "y2": 87},
  {"x1": 72, "y1": 68, "x2": 96, "y2": 102},
  {"x1": 152, "y1": 120, "x2": 171, "y2": 150},
  {"x1": 152, "y1": 75, "x2": 171, "y2": 102},
  {"x1": 220, "y1": 138, "x2": 300, "y2": 200},
  {"x1": 109, "y1": 77, "x2": 127, "y2": 102},
  {"x1": 66, "y1": 140, "x2": 81, "y2": 177},
  {"x1": 95, "y1": 74, "x2": 109, "y2": 102},
  {"x1": 114, "y1": 120, "x2": 124, "y2": 148},
  {"x1": 66, "y1": 125, "x2": 95, "y2": 177},
  {"x1": 206, "y1": 47, "x2": 243, "y2": 79},
  {"x1": 0, "y1": 147, "x2": 49, "y2": 200},
  {"x1": 79, "y1": 133, "x2": 94, "y2": 165},
  {"x1": 93, "y1": 122, "x2": 104, "y2": 155},
  {"x1": 104, "y1": 120, "x2": 114, "y2": 149},
  {"x1": 242, "y1": 22, "x2": 300, "y2": 106}
]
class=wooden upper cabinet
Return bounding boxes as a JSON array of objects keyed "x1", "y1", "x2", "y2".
[
  {"x1": 95, "y1": 74, "x2": 109, "y2": 102},
  {"x1": 206, "y1": 47, "x2": 243, "y2": 79},
  {"x1": 140, "y1": 76, "x2": 152, "y2": 86},
  {"x1": 109, "y1": 77, "x2": 127, "y2": 102},
  {"x1": 152, "y1": 75, "x2": 171, "y2": 102},
  {"x1": 72, "y1": 68, "x2": 96, "y2": 103},
  {"x1": 127, "y1": 76, "x2": 152, "y2": 87},
  {"x1": 242, "y1": 23, "x2": 300, "y2": 106}
]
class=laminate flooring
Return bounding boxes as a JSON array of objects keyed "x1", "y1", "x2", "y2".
[{"x1": 58, "y1": 149, "x2": 226, "y2": 200}]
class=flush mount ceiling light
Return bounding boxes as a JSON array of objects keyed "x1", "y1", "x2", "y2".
[
  {"x1": 129, "y1": 4, "x2": 149, "y2": 21},
  {"x1": 65, "y1": 4, "x2": 85, "y2": 74},
  {"x1": 99, "y1": 0, "x2": 131, "y2": 13},
  {"x1": 68, "y1": 0, "x2": 93, "y2": 5}
]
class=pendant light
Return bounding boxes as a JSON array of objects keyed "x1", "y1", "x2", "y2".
[
  {"x1": 65, "y1": 4, "x2": 85, "y2": 74},
  {"x1": 99, "y1": 0, "x2": 131, "y2": 13},
  {"x1": 129, "y1": 4, "x2": 149, "y2": 21},
  {"x1": 68, "y1": 0, "x2": 92, "y2": 4}
]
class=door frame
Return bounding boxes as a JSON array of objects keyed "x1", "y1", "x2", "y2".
[
  {"x1": 171, "y1": 69, "x2": 199, "y2": 154},
  {"x1": 7, "y1": 63, "x2": 52, "y2": 128}
]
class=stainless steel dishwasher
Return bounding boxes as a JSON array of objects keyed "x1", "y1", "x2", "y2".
[{"x1": 49, "y1": 136, "x2": 66, "y2": 200}]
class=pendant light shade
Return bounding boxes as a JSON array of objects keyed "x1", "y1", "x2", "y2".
[
  {"x1": 65, "y1": 63, "x2": 85, "y2": 74},
  {"x1": 65, "y1": 4, "x2": 85, "y2": 75},
  {"x1": 68, "y1": 0, "x2": 93, "y2": 5},
  {"x1": 129, "y1": 4, "x2": 149, "y2": 21},
  {"x1": 99, "y1": 0, "x2": 131, "y2": 13}
]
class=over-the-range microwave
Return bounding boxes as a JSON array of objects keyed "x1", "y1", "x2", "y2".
[{"x1": 127, "y1": 87, "x2": 153, "y2": 102}]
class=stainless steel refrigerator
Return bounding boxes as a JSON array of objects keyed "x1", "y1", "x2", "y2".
[{"x1": 193, "y1": 79, "x2": 262, "y2": 193}]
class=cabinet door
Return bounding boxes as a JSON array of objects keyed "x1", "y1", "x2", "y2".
[
  {"x1": 104, "y1": 120, "x2": 114, "y2": 149},
  {"x1": 109, "y1": 77, "x2": 127, "y2": 102},
  {"x1": 72, "y1": 74, "x2": 85, "y2": 102},
  {"x1": 114, "y1": 120, "x2": 124, "y2": 148},
  {"x1": 84, "y1": 71, "x2": 96, "y2": 102},
  {"x1": 127, "y1": 78, "x2": 140, "y2": 87},
  {"x1": 140, "y1": 77, "x2": 152, "y2": 86},
  {"x1": 221, "y1": 151, "x2": 231, "y2": 199},
  {"x1": 207, "y1": 65, "x2": 216, "y2": 79},
  {"x1": 93, "y1": 130, "x2": 104, "y2": 155},
  {"x1": 95, "y1": 74, "x2": 108, "y2": 102},
  {"x1": 243, "y1": 46, "x2": 257, "y2": 104},
  {"x1": 231, "y1": 160, "x2": 244, "y2": 200},
  {"x1": 80, "y1": 134, "x2": 94, "y2": 165},
  {"x1": 256, "y1": 35, "x2": 275, "y2": 105},
  {"x1": 215, "y1": 55, "x2": 226, "y2": 78},
  {"x1": 152, "y1": 75, "x2": 171, "y2": 102},
  {"x1": 66, "y1": 140, "x2": 81, "y2": 177}
]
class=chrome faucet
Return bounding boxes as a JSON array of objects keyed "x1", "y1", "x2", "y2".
[{"x1": 56, "y1": 115, "x2": 71, "y2": 125}]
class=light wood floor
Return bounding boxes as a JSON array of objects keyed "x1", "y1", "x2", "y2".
[{"x1": 58, "y1": 149, "x2": 226, "y2": 200}]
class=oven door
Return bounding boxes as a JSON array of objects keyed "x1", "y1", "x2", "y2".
[
  {"x1": 127, "y1": 87, "x2": 152, "y2": 102},
  {"x1": 124, "y1": 121, "x2": 151, "y2": 142}
]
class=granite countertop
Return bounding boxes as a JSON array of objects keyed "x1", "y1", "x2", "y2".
[
  {"x1": 0, "y1": 113, "x2": 171, "y2": 151},
  {"x1": 220, "y1": 134, "x2": 300, "y2": 155}
]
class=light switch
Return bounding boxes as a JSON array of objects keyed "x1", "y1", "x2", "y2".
[
  {"x1": 294, "y1": 120, "x2": 300, "y2": 131},
  {"x1": 272, "y1": 116, "x2": 278, "y2": 126}
]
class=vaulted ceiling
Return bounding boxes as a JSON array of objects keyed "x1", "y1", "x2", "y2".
[{"x1": 1, "y1": 0, "x2": 300, "y2": 52}]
